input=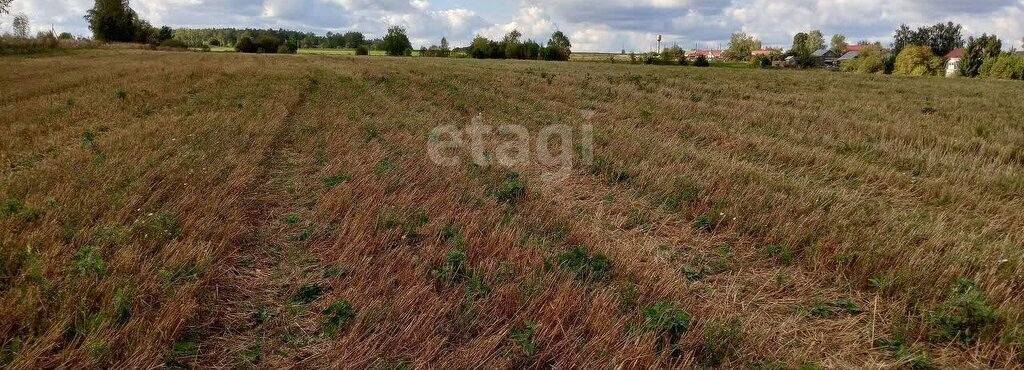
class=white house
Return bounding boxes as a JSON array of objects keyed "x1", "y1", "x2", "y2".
[{"x1": 945, "y1": 48, "x2": 965, "y2": 77}]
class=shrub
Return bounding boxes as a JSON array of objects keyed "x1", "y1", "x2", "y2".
[
  {"x1": 694, "y1": 55, "x2": 710, "y2": 67},
  {"x1": 158, "y1": 38, "x2": 187, "y2": 49},
  {"x1": 355, "y1": 45, "x2": 369, "y2": 55},
  {"x1": 840, "y1": 44, "x2": 886, "y2": 74},
  {"x1": 980, "y1": 54, "x2": 1024, "y2": 80},
  {"x1": 235, "y1": 36, "x2": 256, "y2": 53},
  {"x1": 255, "y1": 35, "x2": 282, "y2": 53},
  {"x1": 208, "y1": 39, "x2": 221, "y2": 46},
  {"x1": 893, "y1": 45, "x2": 943, "y2": 76}
]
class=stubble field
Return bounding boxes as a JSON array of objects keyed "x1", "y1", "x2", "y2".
[{"x1": 1, "y1": 49, "x2": 1023, "y2": 368}]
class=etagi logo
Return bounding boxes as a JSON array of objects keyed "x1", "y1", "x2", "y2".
[{"x1": 427, "y1": 113, "x2": 595, "y2": 182}]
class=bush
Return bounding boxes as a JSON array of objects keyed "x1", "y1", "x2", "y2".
[
  {"x1": 980, "y1": 54, "x2": 1024, "y2": 80},
  {"x1": 235, "y1": 36, "x2": 256, "y2": 53},
  {"x1": 255, "y1": 35, "x2": 282, "y2": 53},
  {"x1": 158, "y1": 38, "x2": 187, "y2": 49},
  {"x1": 355, "y1": 45, "x2": 369, "y2": 55},
  {"x1": 208, "y1": 39, "x2": 220, "y2": 46},
  {"x1": 841, "y1": 45, "x2": 886, "y2": 74},
  {"x1": 893, "y1": 45, "x2": 943, "y2": 76},
  {"x1": 694, "y1": 55, "x2": 710, "y2": 67}
]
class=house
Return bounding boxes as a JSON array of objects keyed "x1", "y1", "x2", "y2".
[
  {"x1": 811, "y1": 48, "x2": 839, "y2": 67},
  {"x1": 837, "y1": 51, "x2": 859, "y2": 65},
  {"x1": 690, "y1": 50, "x2": 723, "y2": 60},
  {"x1": 945, "y1": 48, "x2": 965, "y2": 77}
]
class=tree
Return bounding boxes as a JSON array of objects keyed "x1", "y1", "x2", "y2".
[
  {"x1": 724, "y1": 32, "x2": 762, "y2": 60},
  {"x1": 892, "y1": 22, "x2": 963, "y2": 58},
  {"x1": 343, "y1": 31, "x2": 364, "y2": 48},
  {"x1": 959, "y1": 34, "x2": 1002, "y2": 77},
  {"x1": 980, "y1": 54, "x2": 1024, "y2": 80},
  {"x1": 504, "y1": 29, "x2": 523, "y2": 59},
  {"x1": 927, "y1": 22, "x2": 963, "y2": 57},
  {"x1": 381, "y1": 26, "x2": 412, "y2": 56},
  {"x1": 805, "y1": 30, "x2": 825, "y2": 53},
  {"x1": 893, "y1": 45, "x2": 943, "y2": 76},
  {"x1": 85, "y1": 0, "x2": 139, "y2": 42},
  {"x1": 831, "y1": 34, "x2": 848, "y2": 55},
  {"x1": 12, "y1": 13, "x2": 29, "y2": 38},
  {"x1": 840, "y1": 44, "x2": 885, "y2": 73},
  {"x1": 58, "y1": 32, "x2": 73, "y2": 40},
  {"x1": 156, "y1": 26, "x2": 173, "y2": 43},
  {"x1": 0, "y1": 0, "x2": 12, "y2": 15},
  {"x1": 440, "y1": 37, "x2": 449, "y2": 53},
  {"x1": 791, "y1": 32, "x2": 809, "y2": 54},
  {"x1": 661, "y1": 44, "x2": 684, "y2": 63},
  {"x1": 544, "y1": 31, "x2": 572, "y2": 61}
]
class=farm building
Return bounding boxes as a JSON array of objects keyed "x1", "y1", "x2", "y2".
[
  {"x1": 837, "y1": 51, "x2": 859, "y2": 65},
  {"x1": 945, "y1": 48, "x2": 965, "y2": 77},
  {"x1": 811, "y1": 48, "x2": 840, "y2": 67}
]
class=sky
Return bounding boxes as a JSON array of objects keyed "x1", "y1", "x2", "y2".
[{"x1": 4, "y1": 0, "x2": 1024, "y2": 52}]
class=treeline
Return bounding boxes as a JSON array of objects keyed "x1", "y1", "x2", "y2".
[
  {"x1": 172, "y1": 28, "x2": 382, "y2": 50},
  {"x1": 457, "y1": 30, "x2": 572, "y2": 61}
]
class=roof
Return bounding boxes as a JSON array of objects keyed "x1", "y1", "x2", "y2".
[
  {"x1": 811, "y1": 48, "x2": 836, "y2": 57},
  {"x1": 751, "y1": 50, "x2": 776, "y2": 56},
  {"x1": 691, "y1": 50, "x2": 723, "y2": 58},
  {"x1": 945, "y1": 48, "x2": 965, "y2": 59},
  {"x1": 838, "y1": 51, "x2": 859, "y2": 61},
  {"x1": 846, "y1": 44, "x2": 863, "y2": 52}
]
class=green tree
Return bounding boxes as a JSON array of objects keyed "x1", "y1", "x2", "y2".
[
  {"x1": 892, "y1": 22, "x2": 963, "y2": 58},
  {"x1": 724, "y1": 32, "x2": 762, "y2": 60},
  {"x1": 12, "y1": 13, "x2": 28, "y2": 37},
  {"x1": 980, "y1": 54, "x2": 1024, "y2": 80},
  {"x1": 544, "y1": 30, "x2": 572, "y2": 61},
  {"x1": 959, "y1": 34, "x2": 1001, "y2": 77},
  {"x1": 504, "y1": 29, "x2": 523, "y2": 59},
  {"x1": 381, "y1": 26, "x2": 412, "y2": 56},
  {"x1": 894, "y1": 45, "x2": 943, "y2": 76},
  {"x1": 661, "y1": 44, "x2": 684, "y2": 63},
  {"x1": 830, "y1": 34, "x2": 848, "y2": 54},
  {"x1": 0, "y1": 0, "x2": 12, "y2": 15},
  {"x1": 343, "y1": 31, "x2": 364, "y2": 48},
  {"x1": 840, "y1": 44, "x2": 885, "y2": 73},
  {"x1": 805, "y1": 30, "x2": 825, "y2": 53},
  {"x1": 791, "y1": 32, "x2": 809, "y2": 54},
  {"x1": 235, "y1": 36, "x2": 256, "y2": 53},
  {"x1": 85, "y1": 0, "x2": 138, "y2": 42}
]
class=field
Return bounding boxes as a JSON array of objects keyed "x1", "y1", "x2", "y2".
[{"x1": 1, "y1": 49, "x2": 1023, "y2": 368}]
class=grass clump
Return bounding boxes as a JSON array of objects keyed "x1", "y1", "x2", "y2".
[
  {"x1": 322, "y1": 300, "x2": 357, "y2": 336},
  {"x1": 486, "y1": 171, "x2": 527, "y2": 204},
  {"x1": 434, "y1": 250, "x2": 468, "y2": 283},
  {"x1": 699, "y1": 319, "x2": 744, "y2": 366},
  {"x1": 555, "y1": 246, "x2": 613, "y2": 282},
  {"x1": 291, "y1": 284, "x2": 329, "y2": 305},
  {"x1": 507, "y1": 321, "x2": 540, "y2": 359},
  {"x1": 323, "y1": 174, "x2": 353, "y2": 188},
  {"x1": 928, "y1": 279, "x2": 997, "y2": 343},
  {"x1": 74, "y1": 246, "x2": 106, "y2": 277},
  {"x1": 642, "y1": 301, "x2": 692, "y2": 355}
]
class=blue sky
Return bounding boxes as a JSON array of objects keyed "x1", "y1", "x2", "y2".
[{"x1": 5, "y1": 0, "x2": 1024, "y2": 52}]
